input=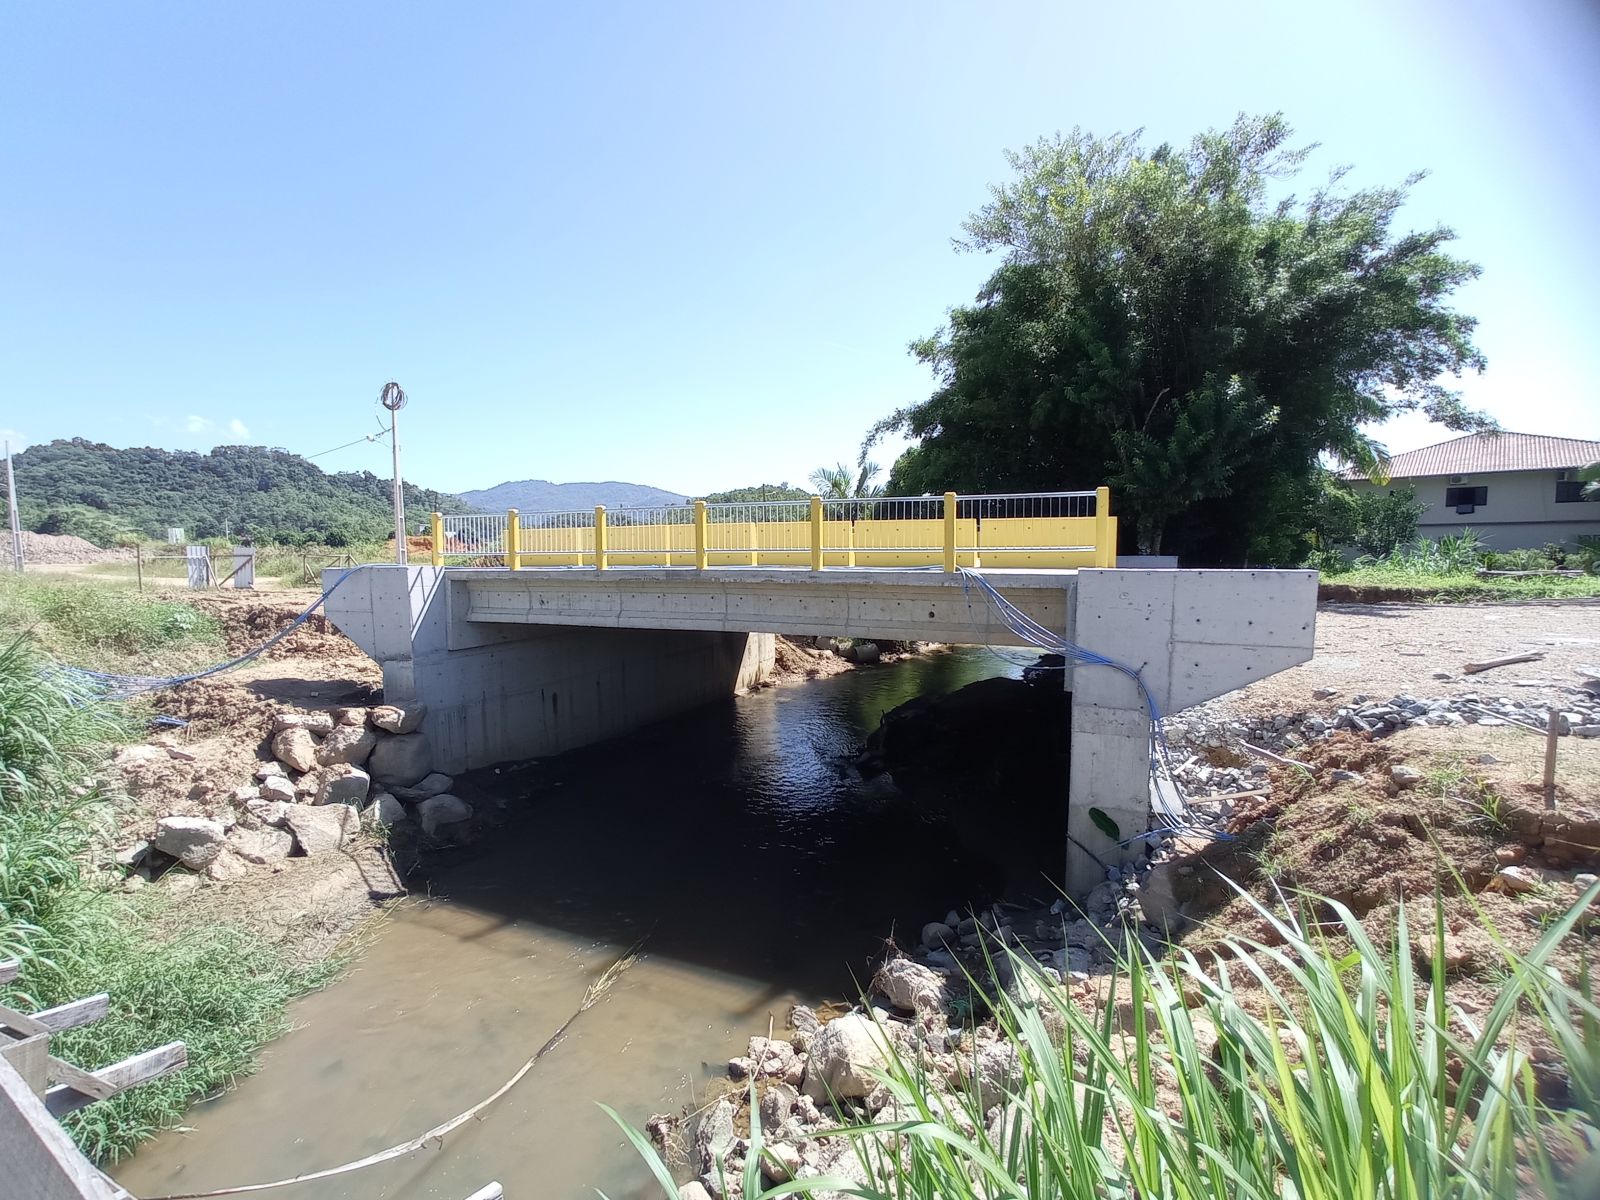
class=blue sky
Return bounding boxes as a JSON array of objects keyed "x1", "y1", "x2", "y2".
[{"x1": 3, "y1": 0, "x2": 1597, "y2": 499}]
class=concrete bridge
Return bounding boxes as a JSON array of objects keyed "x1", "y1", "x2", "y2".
[{"x1": 324, "y1": 559, "x2": 1317, "y2": 892}]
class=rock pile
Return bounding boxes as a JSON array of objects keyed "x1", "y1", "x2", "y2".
[{"x1": 116, "y1": 700, "x2": 473, "y2": 887}]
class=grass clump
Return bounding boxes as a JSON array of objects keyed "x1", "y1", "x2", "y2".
[
  {"x1": 0, "y1": 633, "x2": 331, "y2": 1161},
  {"x1": 612, "y1": 886, "x2": 1600, "y2": 1198},
  {"x1": 1329, "y1": 568, "x2": 1600, "y2": 602},
  {"x1": 0, "y1": 572, "x2": 222, "y2": 665}
]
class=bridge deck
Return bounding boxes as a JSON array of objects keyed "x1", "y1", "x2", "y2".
[{"x1": 450, "y1": 565, "x2": 1076, "y2": 648}]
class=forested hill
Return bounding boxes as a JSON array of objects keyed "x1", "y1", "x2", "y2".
[{"x1": 12, "y1": 439, "x2": 476, "y2": 546}]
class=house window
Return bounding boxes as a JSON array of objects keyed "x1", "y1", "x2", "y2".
[
  {"x1": 1556, "y1": 480, "x2": 1592, "y2": 503},
  {"x1": 1444, "y1": 485, "x2": 1487, "y2": 514}
]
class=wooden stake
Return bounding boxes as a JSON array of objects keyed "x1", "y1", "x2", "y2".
[
  {"x1": 1462, "y1": 651, "x2": 1545, "y2": 675},
  {"x1": 1544, "y1": 705, "x2": 1560, "y2": 810}
]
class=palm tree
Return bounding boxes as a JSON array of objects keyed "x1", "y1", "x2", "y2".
[
  {"x1": 1581, "y1": 461, "x2": 1599, "y2": 499},
  {"x1": 809, "y1": 461, "x2": 885, "y2": 498}
]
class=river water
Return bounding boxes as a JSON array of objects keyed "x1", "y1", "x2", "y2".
[{"x1": 114, "y1": 648, "x2": 1019, "y2": 1200}]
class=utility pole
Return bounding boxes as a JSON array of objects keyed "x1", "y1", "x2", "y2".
[
  {"x1": 379, "y1": 382, "x2": 409, "y2": 565},
  {"x1": 5, "y1": 441, "x2": 22, "y2": 572}
]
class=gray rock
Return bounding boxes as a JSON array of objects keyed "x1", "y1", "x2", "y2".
[
  {"x1": 1330, "y1": 769, "x2": 1365, "y2": 784},
  {"x1": 1390, "y1": 765, "x2": 1425, "y2": 789},
  {"x1": 921, "y1": 920, "x2": 955, "y2": 949},
  {"x1": 205, "y1": 848, "x2": 251, "y2": 882},
  {"x1": 226, "y1": 825, "x2": 293, "y2": 865},
  {"x1": 874, "y1": 957, "x2": 946, "y2": 1015},
  {"x1": 368, "y1": 732, "x2": 434, "y2": 788},
  {"x1": 368, "y1": 792, "x2": 408, "y2": 828},
  {"x1": 154, "y1": 816, "x2": 227, "y2": 870},
  {"x1": 958, "y1": 1038, "x2": 1023, "y2": 1111},
  {"x1": 258, "y1": 775, "x2": 296, "y2": 803},
  {"x1": 271, "y1": 727, "x2": 319, "y2": 774},
  {"x1": 273, "y1": 711, "x2": 334, "y2": 736},
  {"x1": 390, "y1": 772, "x2": 453, "y2": 801},
  {"x1": 693, "y1": 1098, "x2": 737, "y2": 1180},
  {"x1": 801, "y1": 1013, "x2": 892, "y2": 1101},
  {"x1": 315, "y1": 765, "x2": 371, "y2": 807},
  {"x1": 1312, "y1": 687, "x2": 1339, "y2": 700},
  {"x1": 747, "y1": 1036, "x2": 803, "y2": 1084},
  {"x1": 245, "y1": 798, "x2": 289, "y2": 827},
  {"x1": 333, "y1": 706, "x2": 368, "y2": 727},
  {"x1": 759, "y1": 1081, "x2": 799, "y2": 1130},
  {"x1": 1573, "y1": 725, "x2": 1600, "y2": 738},
  {"x1": 316, "y1": 724, "x2": 377, "y2": 767},
  {"x1": 284, "y1": 803, "x2": 358, "y2": 856},
  {"x1": 114, "y1": 841, "x2": 150, "y2": 869},
  {"x1": 370, "y1": 703, "x2": 427, "y2": 735},
  {"x1": 416, "y1": 792, "x2": 472, "y2": 837},
  {"x1": 679, "y1": 1185, "x2": 713, "y2": 1200}
]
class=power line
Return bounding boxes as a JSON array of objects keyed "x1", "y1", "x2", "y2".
[{"x1": 304, "y1": 426, "x2": 392, "y2": 461}]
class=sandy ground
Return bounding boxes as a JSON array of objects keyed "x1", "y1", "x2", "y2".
[{"x1": 1216, "y1": 599, "x2": 1600, "y2": 715}]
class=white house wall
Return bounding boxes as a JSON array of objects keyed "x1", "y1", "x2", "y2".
[{"x1": 1349, "y1": 469, "x2": 1598, "y2": 551}]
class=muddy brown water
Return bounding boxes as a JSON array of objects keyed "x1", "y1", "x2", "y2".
[{"x1": 114, "y1": 648, "x2": 1026, "y2": 1200}]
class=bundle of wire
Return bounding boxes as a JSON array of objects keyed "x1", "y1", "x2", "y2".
[
  {"x1": 956, "y1": 568, "x2": 1229, "y2": 846},
  {"x1": 62, "y1": 569, "x2": 359, "y2": 701}
]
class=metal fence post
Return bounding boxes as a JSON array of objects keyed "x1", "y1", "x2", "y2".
[
  {"x1": 693, "y1": 500, "x2": 708, "y2": 570},
  {"x1": 430, "y1": 512, "x2": 444, "y2": 568},
  {"x1": 505, "y1": 509, "x2": 521, "y2": 570},
  {"x1": 943, "y1": 492, "x2": 958, "y2": 573},
  {"x1": 594, "y1": 505, "x2": 608, "y2": 570},
  {"x1": 809, "y1": 496, "x2": 824, "y2": 571},
  {"x1": 1095, "y1": 486, "x2": 1112, "y2": 568}
]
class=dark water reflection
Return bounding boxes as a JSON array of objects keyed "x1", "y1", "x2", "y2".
[{"x1": 115, "y1": 648, "x2": 1019, "y2": 1200}]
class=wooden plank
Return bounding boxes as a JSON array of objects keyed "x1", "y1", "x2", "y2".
[
  {"x1": 0, "y1": 1000, "x2": 51, "y2": 1037},
  {"x1": 32, "y1": 993, "x2": 110, "y2": 1033},
  {"x1": 1, "y1": 1031, "x2": 51, "y2": 1094},
  {"x1": 47, "y1": 1059, "x2": 119, "y2": 1102},
  {"x1": 46, "y1": 1041, "x2": 187, "y2": 1118},
  {"x1": 0, "y1": 1054, "x2": 125, "y2": 1200}
]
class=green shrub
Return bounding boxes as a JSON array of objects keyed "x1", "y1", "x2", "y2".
[{"x1": 0, "y1": 575, "x2": 221, "y2": 662}]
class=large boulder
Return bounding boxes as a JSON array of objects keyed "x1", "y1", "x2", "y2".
[
  {"x1": 226, "y1": 825, "x2": 293, "y2": 865},
  {"x1": 271, "y1": 727, "x2": 319, "y2": 774},
  {"x1": 273, "y1": 711, "x2": 334, "y2": 736},
  {"x1": 391, "y1": 772, "x2": 453, "y2": 801},
  {"x1": 315, "y1": 764, "x2": 371, "y2": 807},
  {"x1": 316, "y1": 724, "x2": 377, "y2": 767},
  {"x1": 154, "y1": 816, "x2": 227, "y2": 870},
  {"x1": 366, "y1": 792, "x2": 408, "y2": 828},
  {"x1": 370, "y1": 703, "x2": 427, "y2": 735},
  {"x1": 801, "y1": 1013, "x2": 892, "y2": 1102},
  {"x1": 692, "y1": 1097, "x2": 737, "y2": 1182},
  {"x1": 874, "y1": 957, "x2": 947, "y2": 1015},
  {"x1": 368, "y1": 733, "x2": 434, "y2": 789},
  {"x1": 284, "y1": 803, "x2": 358, "y2": 856},
  {"x1": 417, "y1": 793, "x2": 472, "y2": 837}
]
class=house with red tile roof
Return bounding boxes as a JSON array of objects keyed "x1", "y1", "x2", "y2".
[{"x1": 1340, "y1": 431, "x2": 1600, "y2": 551}]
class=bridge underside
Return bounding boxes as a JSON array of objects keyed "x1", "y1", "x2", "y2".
[{"x1": 324, "y1": 565, "x2": 1317, "y2": 893}]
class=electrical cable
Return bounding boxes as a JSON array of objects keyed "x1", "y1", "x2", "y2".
[
  {"x1": 955, "y1": 568, "x2": 1232, "y2": 849},
  {"x1": 62, "y1": 569, "x2": 360, "y2": 700}
]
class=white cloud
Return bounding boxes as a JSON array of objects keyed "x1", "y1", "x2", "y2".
[
  {"x1": 227, "y1": 418, "x2": 251, "y2": 440},
  {"x1": 184, "y1": 415, "x2": 214, "y2": 434}
]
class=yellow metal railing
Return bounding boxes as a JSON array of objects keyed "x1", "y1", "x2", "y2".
[{"x1": 428, "y1": 487, "x2": 1117, "y2": 572}]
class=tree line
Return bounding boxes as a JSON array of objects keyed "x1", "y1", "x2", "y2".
[{"x1": 12, "y1": 439, "x2": 475, "y2": 547}]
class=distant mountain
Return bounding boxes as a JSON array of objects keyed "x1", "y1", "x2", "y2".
[
  {"x1": 13, "y1": 438, "x2": 476, "y2": 547},
  {"x1": 460, "y1": 479, "x2": 688, "y2": 512}
]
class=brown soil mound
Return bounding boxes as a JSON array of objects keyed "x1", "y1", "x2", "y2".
[
  {"x1": 17, "y1": 530, "x2": 134, "y2": 564},
  {"x1": 186, "y1": 595, "x2": 367, "y2": 664},
  {"x1": 773, "y1": 635, "x2": 853, "y2": 681}
]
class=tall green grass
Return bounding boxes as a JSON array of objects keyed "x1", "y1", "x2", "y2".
[
  {"x1": 0, "y1": 572, "x2": 222, "y2": 664},
  {"x1": 0, "y1": 633, "x2": 333, "y2": 1160},
  {"x1": 611, "y1": 887, "x2": 1600, "y2": 1198}
]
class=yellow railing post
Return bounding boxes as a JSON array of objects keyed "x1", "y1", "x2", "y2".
[
  {"x1": 1095, "y1": 486, "x2": 1112, "y2": 568},
  {"x1": 594, "y1": 505, "x2": 608, "y2": 570},
  {"x1": 747, "y1": 522, "x2": 758, "y2": 567},
  {"x1": 429, "y1": 512, "x2": 444, "y2": 568},
  {"x1": 809, "y1": 496, "x2": 824, "y2": 571},
  {"x1": 505, "y1": 509, "x2": 521, "y2": 570},
  {"x1": 846, "y1": 518, "x2": 855, "y2": 568},
  {"x1": 693, "y1": 500, "x2": 708, "y2": 570},
  {"x1": 943, "y1": 492, "x2": 958, "y2": 573}
]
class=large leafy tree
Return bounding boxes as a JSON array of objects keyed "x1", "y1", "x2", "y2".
[{"x1": 872, "y1": 115, "x2": 1489, "y2": 560}]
